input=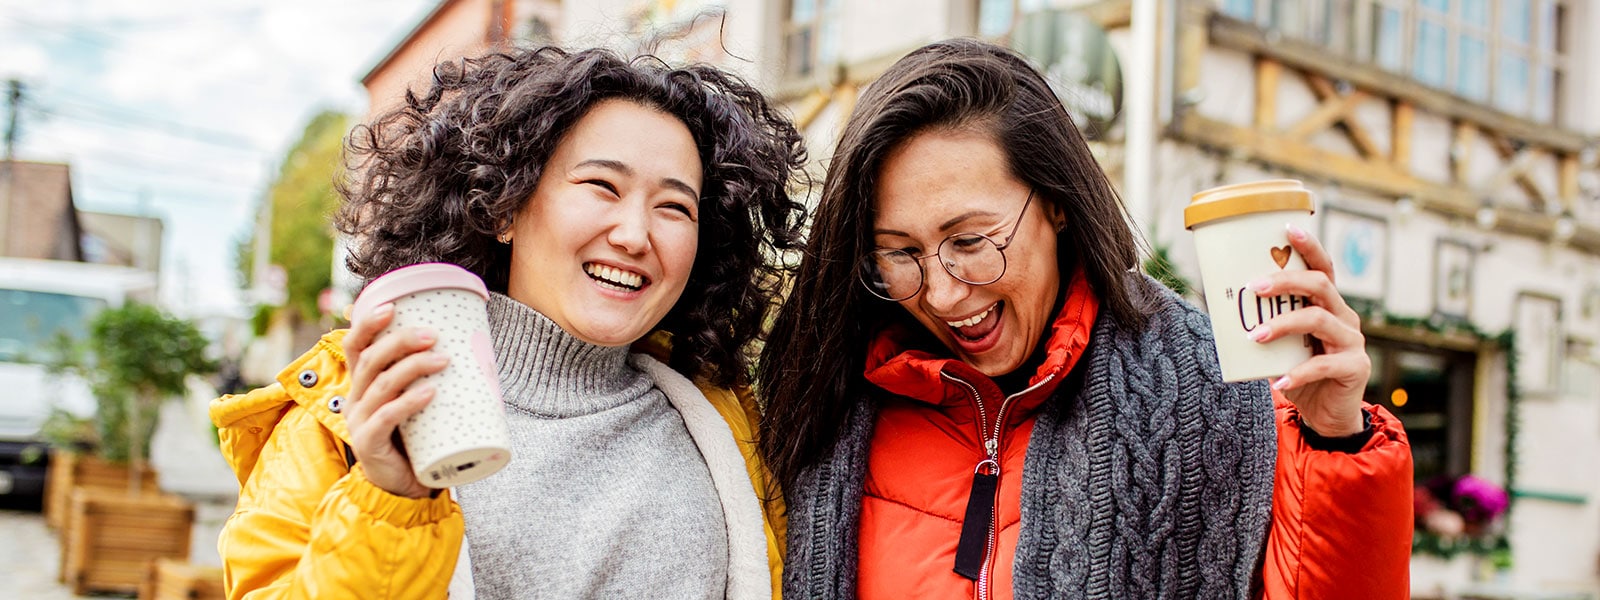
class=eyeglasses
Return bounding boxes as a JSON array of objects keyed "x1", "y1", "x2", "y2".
[{"x1": 858, "y1": 190, "x2": 1035, "y2": 302}]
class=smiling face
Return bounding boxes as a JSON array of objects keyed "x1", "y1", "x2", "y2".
[
  {"x1": 506, "y1": 99, "x2": 702, "y2": 347},
  {"x1": 872, "y1": 128, "x2": 1063, "y2": 377}
]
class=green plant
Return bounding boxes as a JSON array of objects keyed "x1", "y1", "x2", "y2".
[
  {"x1": 1142, "y1": 243, "x2": 1193, "y2": 297},
  {"x1": 51, "y1": 303, "x2": 216, "y2": 492}
]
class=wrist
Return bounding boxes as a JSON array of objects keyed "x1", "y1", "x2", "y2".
[
  {"x1": 1301, "y1": 410, "x2": 1366, "y2": 439},
  {"x1": 1299, "y1": 411, "x2": 1374, "y2": 453}
]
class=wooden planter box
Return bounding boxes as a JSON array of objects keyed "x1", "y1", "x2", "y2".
[
  {"x1": 63, "y1": 488, "x2": 194, "y2": 596},
  {"x1": 44, "y1": 450, "x2": 158, "y2": 529},
  {"x1": 140, "y1": 558, "x2": 225, "y2": 600}
]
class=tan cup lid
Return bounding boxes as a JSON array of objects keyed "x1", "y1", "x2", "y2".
[{"x1": 1184, "y1": 179, "x2": 1316, "y2": 229}]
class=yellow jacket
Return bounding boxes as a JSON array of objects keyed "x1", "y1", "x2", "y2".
[{"x1": 212, "y1": 330, "x2": 785, "y2": 599}]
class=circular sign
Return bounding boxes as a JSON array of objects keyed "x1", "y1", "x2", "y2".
[{"x1": 1010, "y1": 10, "x2": 1124, "y2": 139}]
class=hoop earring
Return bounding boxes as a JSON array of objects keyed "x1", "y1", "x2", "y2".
[{"x1": 497, "y1": 232, "x2": 512, "y2": 244}]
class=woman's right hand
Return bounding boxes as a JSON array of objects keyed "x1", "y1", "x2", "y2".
[{"x1": 340, "y1": 303, "x2": 450, "y2": 499}]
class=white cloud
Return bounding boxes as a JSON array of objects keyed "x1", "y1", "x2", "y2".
[{"x1": 4, "y1": 0, "x2": 436, "y2": 314}]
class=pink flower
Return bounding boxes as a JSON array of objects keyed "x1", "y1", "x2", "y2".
[{"x1": 1453, "y1": 474, "x2": 1510, "y2": 526}]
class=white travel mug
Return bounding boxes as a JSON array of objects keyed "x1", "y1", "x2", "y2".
[
  {"x1": 351, "y1": 262, "x2": 512, "y2": 488},
  {"x1": 1186, "y1": 179, "x2": 1318, "y2": 383}
]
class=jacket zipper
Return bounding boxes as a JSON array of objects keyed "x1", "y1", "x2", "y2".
[{"x1": 942, "y1": 372, "x2": 1056, "y2": 600}]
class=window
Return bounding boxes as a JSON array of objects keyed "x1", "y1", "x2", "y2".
[
  {"x1": 1220, "y1": 0, "x2": 1568, "y2": 123},
  {"x1": 0, "y1": 289, "x2": 107, "y2": 364},
  {"x1": 784, "y1": 0, "x2": 841, "y2": 79},
  {"x1": 1365, "y1": 338, "x2": 1477, "y2": 481},
  {"x1": 972, "y1": 0, "x2": 1049, "y2": 38}
]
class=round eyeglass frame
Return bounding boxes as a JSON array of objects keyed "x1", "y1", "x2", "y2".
[{"x1": 857, "y1": 190, "x2": 1036, "y2": 302}]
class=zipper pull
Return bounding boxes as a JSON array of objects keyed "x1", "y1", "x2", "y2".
[
  {"x1": 984, "y1": 438, "x2": 998, "y2": 462},
  {"x1": 953, "y1": 458, "x2": 1000, "y2": 580}
]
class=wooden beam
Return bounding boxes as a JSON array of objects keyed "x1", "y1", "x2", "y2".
[
  {"x1": 1298, "y1": 74, "x2": 1382, "y2": 159},
  {"x1": 1208, "y1": 15, "x2": 1593, "y2": 153},
  {"x1": 1171, "y1": 113, "x2": 1600, "y2": 255},
  {"x1": 1487, "y1": 135, "x2": 1550, "y2": 210},
  {"x1": 792, "y1": 88, "x2": 833, "y2": 130},
  {"x1": 1392, "y1": 101, "x2": 1414, "y2": 170},
  {"x1": 1340, "y1": 104, "x2": 1384, "y2": 160},
  {"x1": 1079, "y1": 0, "x2": 1133, "y2": 29},
  {"x1": 1286, "y1": 90, "x2": 1365, "y2": 139},
  {"x1": 833, "y1": 81, "x2": 859, "y2": 126},
  {"x1": 1453, "y1": 121, "x2": 1477, "y2": 184},
  {"x1": 1560, "y1": 154, "x2": 1579, "y2": 211},
  {"x1": 1255, "y1": 58, "x2": 1280, "y2": 131},
  {"x1": 1174, "y1": 0, "x2": 1208, "y2": 100}
]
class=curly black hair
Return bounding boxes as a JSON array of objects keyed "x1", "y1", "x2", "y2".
[{"x1": 336, "y1": 46, "x2": 809, "y2": 387}]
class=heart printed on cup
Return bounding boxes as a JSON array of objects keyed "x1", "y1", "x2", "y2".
[{"x1": 1271, "y1": 245, "x2": 1292, "y2": 269}]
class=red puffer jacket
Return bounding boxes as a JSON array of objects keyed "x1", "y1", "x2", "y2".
[{"x1": 857, "y1": 275, "x2": 1412, "y2": 600}]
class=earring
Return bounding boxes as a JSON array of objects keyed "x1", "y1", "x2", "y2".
[{"x1": 497, "y1": 232, "x2": 511, "y2": 244}]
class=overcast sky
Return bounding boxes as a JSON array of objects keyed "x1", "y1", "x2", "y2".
[{"x1": 0, "y1": 0, "x2": 436, "y2": 316}]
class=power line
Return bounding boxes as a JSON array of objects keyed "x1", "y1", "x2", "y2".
[{"x1": 25, "y1": 98, "x2": 265, "y2": 154}]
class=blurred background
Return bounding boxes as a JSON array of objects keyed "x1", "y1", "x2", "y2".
[{"x1": 0, "y1": 0, "x2": 1596, "y2": 598}]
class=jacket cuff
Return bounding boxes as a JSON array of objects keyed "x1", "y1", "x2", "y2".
[
  {"x1": 1299, "y1": 410, "x2": 1374, "y2": 454},
  {"x1": 336, "y1": 463, "x2": 456, "y2": 528}
]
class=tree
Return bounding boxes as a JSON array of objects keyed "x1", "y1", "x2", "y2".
[
  {"x1": 237, "y1": 110, "x2": 351, "y2": 325},
  {"x1": 53, "y1": 303, "x2": 215, "y2": 492}
]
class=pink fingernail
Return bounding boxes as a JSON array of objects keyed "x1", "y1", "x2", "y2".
[
  {"x1": 1286, "y1": 223, "x2": 1308, "y2": 241},
  {"x1": 1272, "y1": 375, "x2": 1293, "y2": 391},
  {"x1": 375, "y1": 303, "x2": 394, "y2": 317},
  {"x1": 1248, "y1": 325, "x2": 1272, "y2": 342},
  {"x1": 416, "y1": 329, "x2": 436, "y2": 343},
  {"x1": 1248, "y1": 279, "x2": 1271, "y2": 293}
]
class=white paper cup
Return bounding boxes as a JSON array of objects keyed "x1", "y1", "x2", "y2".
[
  {"x1": 1185, "y1": 180, "x2": 1318, "y2": 383},
  {"x1": 351, "y1": 263, "x2": 511, "y2": 488}
]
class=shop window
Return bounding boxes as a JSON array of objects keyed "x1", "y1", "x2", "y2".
[
  {"x1": 783, "y1": 0, "x2": 841, "y2": 79},
  {"x1": 1219, "y1": 0, "x2": 1568, "y2": 124},
  {"x1": 1365, "y1": 338, "x2": 1476, "y2": 481}
]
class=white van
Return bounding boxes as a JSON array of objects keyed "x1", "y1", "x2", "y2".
[{"x1": 0, "y1": 258, "x2": 157, "y2": 501}]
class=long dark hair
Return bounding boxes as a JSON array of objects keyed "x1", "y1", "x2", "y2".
[
  {"x1": 758, "y1": 38, "x2": 1145, "y2": 491},
  {"x1": 336, "y1": 46, "x2": 808, "y2": 388}
]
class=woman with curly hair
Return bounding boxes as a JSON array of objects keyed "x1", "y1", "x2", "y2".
[{"x1": 211, "y1": 46, "x2": 806, "y2": 599}]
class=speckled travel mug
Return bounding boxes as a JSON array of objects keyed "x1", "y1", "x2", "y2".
[
  {"x1": 1186, "y1": 179, "x2": 1318, "y2": 383},
  {"x1": 351, "y1": 263, "x2": 511, "y2": 488}
]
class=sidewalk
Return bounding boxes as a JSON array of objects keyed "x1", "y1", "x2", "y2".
[
  {"x1": 0, "y1": 378, "x2": 239, "y2": 598},
  {"x1": 0, "y1": 508, "x2": 89, "y2": 599}
]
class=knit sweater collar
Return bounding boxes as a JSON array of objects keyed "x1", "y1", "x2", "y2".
[{"x1": 486, "y1": 293, "x2": 641, "y2": 418}]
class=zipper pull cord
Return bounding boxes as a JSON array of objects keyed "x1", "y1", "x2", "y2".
[{"x1": 953, "y1": 458, "x2": 1000, "y2": 580}]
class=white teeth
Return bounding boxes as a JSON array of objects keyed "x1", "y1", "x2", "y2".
[
  {"x1": 584, "y1": 264, "x2": 644, "y2": 289},
  {"x1": 946, "y1": 304, "x2": 997, "y2": 328}
]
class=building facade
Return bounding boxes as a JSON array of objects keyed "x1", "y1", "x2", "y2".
[{"x1": 366, "y1": 0, "x2": 1600, "y2": 594}]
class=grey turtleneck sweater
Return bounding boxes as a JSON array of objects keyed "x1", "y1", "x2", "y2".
[{"x1": 453, "y1": 294, "x2": 728, "y2": 599}]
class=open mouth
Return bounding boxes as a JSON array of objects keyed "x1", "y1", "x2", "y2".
[
  {"x1": 946, "y1": 302, "x2": 1002, "y2": 342},
  {"x1": 583, "y1": 262, "x2": 648, "y2": 292}
]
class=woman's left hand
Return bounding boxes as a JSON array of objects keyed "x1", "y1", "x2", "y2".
[{"x1": 1247, "y1": 223, "x2": 1371, "y2": 438}]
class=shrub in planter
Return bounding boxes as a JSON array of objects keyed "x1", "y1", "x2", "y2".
[{"x1": 49, "y1": 303, "x2": 215, "y2": 490}]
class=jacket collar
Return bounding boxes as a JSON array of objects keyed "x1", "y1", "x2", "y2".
[{"x1": 863, "y1": 271, "x2": 1099, "y2": 410}]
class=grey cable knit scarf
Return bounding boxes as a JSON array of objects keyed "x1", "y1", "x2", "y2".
[{"x1": 783, "y1": 276, "x2": 1277, "y2": 600}]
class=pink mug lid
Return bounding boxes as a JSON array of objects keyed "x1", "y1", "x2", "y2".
[{"x1": 350, "y1": 262, "x2": 489, "y2": 323}]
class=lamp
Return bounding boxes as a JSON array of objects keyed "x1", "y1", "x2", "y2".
[
  {"x1": 1554, "y1": 211, "x2": 1577, "y2": 243},
  {"x1": 1475, "y1": 200, "x2": 1497, "y2": 230}
]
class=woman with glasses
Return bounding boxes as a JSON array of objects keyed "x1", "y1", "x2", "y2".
[{"x1": 758, "y1": 39, "x2": 1412, "y2": 599}]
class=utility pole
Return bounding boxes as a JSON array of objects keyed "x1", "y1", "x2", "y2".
[
  {"x1": 4, "y1": 79, "x2": 21, "y2": 161},
  {"x1": 0, "y1": 79, "x2": 21, "y2": 256}
]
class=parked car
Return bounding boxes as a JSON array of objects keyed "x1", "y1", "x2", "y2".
[{"x1": 0, "y1": 258, "x2": 156, "y2": 503}]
